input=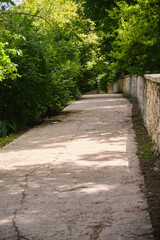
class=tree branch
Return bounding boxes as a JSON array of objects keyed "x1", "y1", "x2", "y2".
[{"x1": 1, "y1": 11, "x2": 54, "y2": 29}]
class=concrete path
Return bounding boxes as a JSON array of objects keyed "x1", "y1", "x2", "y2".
[{"x1": 0, "y1": 94, "x2": 153, "y2": 240}]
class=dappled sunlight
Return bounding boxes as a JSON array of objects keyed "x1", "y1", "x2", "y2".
[
  {"x1": 0, "y1": 94, "x2": 130, "y2": 157},
  {"x1": 74, "y1": 149, "x2": 129, "y2": 168},
  {"x1": 82, "y1": 94, "x2": 122, "y2": 99},
  {"x1": 0, "y1": 94, "x2": 152, "y2": 240},
  {"x1": 0, "y1": 130, "x2": 129, "y2": 170},
  {"x1": 80, "y1": 183, "x2": 117, "y2": 194},
  {"x1": 54, "y1": 182, "x2": 118, "y2": 195},
  {"x1": 85, "y1": 105, "x2": 127, "y2": 110},
  {"x1": 0, "y1": 218, "x2": 11, "y2": 225},
  {"x1": 75, "y1": 159, "x2": 129, "y2": 168}
]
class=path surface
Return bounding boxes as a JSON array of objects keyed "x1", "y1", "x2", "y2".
[{"x1": 0, "y1": 94, "x2": 153, "y2": 240}]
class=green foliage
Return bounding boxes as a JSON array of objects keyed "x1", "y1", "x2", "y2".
[
  {"x1": 109, "y1": 0, "x2": 160, "y2": 76},
  {"x1": 0, "y1": 30, "x2": 22, "y2": 81},
  {"x1": 122, "y1": 93, "x2": 135, "y2": 101},
  {"x1": 0, "y1": 133, "x2": 18, "y2": 147},
  {"x1": 0, "y1": 0, "x2": 102, "y2": 137},
  {"x1": 83, "y1": 0, "x2": 160, "y2": 85}
]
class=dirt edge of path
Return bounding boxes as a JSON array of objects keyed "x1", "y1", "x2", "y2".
[{"x1": 124, "y1": 94, "x2": 160, "y2": 240}]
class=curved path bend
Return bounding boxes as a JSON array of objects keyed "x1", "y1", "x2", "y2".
[{"x1": 0, "y1": 94, "x2": 153, "y2": 240}]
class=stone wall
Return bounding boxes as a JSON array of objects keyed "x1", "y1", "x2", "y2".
[{"x1": 108, "y1": 74, "x2": 160, "y2": 154}]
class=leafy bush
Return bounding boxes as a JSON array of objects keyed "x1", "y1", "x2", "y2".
[{"x1": 0, "y1": 0, "x2": 101, "y2": 137}]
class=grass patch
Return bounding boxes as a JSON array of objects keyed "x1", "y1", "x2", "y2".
[
  {"x1": 122, "y1": 93, "x2": 135, "y2": 101},
  {"x1": 0, "y1": 133, "x2": 19, "y2": 147}
]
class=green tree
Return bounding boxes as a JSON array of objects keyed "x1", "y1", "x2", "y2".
[
  {"x1": 0, "y1": 0, "x2": 101, "y2": 136},
  {"x1": 109, "y1": 0, "x2": 160, "y2": 75},
  {"x1": 82, "y1": 0, "x2": 160, "y2": 86},
  {"x1": 0, "y1": 1, "x2": 21, "y2": 82}
]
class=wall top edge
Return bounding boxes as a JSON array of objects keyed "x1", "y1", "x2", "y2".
[{"x1": 144, "y1": 74, "x2": 160, "y2": 83}]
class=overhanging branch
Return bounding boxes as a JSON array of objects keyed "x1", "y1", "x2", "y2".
[{"x1": 1, "y1": 11, "x2": 54, "y2": 28}]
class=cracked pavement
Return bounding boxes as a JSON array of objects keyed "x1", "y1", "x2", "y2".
[{"x1": 0, "y1": 94, "x2": 153, "y2": 240}]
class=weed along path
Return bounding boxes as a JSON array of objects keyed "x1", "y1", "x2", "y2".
[{"x1": 0, "y1": 94, "x2": 153, "y2": 240}]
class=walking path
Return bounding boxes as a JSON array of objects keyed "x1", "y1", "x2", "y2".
[{"x1": 0, "y1": 94, "x2": 153, "y2": 240}]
